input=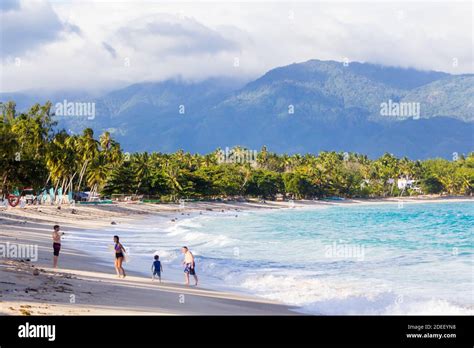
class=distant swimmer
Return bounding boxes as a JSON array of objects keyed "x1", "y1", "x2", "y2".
[
  {"x1": 113, "y1": 235, "x2": 126, "y2": 278},
  {"x1": 181, "y1": 246, "x2": 198, "y2": 286}
]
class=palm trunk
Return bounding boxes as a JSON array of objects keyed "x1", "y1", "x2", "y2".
[
  {"x1": 68, "y1": 173, "x2": 77, "y2": 193},
  {"x1": 60, "y1": 177, "x2": 68, "y2": 203},
  {"x1": 88, "y1": 185, "x2": 93, "y2": 201},
  {"x1": 60, "y1": 177, "x2": 66, "y2": 193},
  {"x1": 89, "y1": 183, "x2": 98, "y2": 201},
  {"x1": 77, "y1": 160, "x2": 89, "y2": 191},
  {"x1": 44, "y1": 173, "x2": 51, "y2": 188},
  {"x1": 53, "y1": 180, "x2": 60, "y2": 204}
]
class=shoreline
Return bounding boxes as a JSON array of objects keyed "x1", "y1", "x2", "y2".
[
  {"x1": 0, "y1": 202, "x2": 297, "y2": 315},
  {"x1": 0, "y1": 196, "x2": 472, "y2": 315}
]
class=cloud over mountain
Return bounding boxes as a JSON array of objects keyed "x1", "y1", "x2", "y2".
[
  {"x1": 0, "y1": 1, "x2": 471, "y2": 93},
  {"x1": 0, "y1": 0, "x2": 80, "y2": 58}
]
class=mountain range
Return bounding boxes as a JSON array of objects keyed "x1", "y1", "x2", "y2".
[{"x1": 2, "y1": 59, "x2": 473, "y2": 159}]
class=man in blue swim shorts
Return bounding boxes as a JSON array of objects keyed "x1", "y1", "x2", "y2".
[{"x1": 181, "y1": 246, "x2": 198, "y2": 286}]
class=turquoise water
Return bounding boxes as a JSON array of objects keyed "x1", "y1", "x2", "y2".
[{"x1": 69, "y1": 201, "x2": 473, "y2": 314}]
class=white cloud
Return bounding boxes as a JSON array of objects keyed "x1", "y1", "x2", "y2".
[
  {"x1": 113, "y1": 14, "x2": 239, "y2": 55},
  {"x1": 0, "y1": 0, "x2": 80, "y2": 58},
  {"x1": 0, "y1": 0, "x2": 472, "y2": 93}
]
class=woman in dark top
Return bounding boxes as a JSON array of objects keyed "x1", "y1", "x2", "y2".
[{"x1": 113, "y1": 235, "x2": 126, "y2": 278}]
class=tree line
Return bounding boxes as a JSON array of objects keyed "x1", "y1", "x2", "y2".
[{"x1": 1, "y1": 102, "x2": 473, "y2": 201}]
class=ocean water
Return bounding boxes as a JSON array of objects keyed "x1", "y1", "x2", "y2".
[{"x1": 67, "y1": 201, "x2": 473, "y2": 315}]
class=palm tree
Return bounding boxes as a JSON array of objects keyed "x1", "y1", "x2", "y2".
[
  {"x1": 75, "y1": 128, "x2": 99, "y2": 191},
  {"x1": 132, "y1": 152, "x2": 150, "y2": 193},
  {"x1": 239, "y1": 162, "x2": 253, "y2": 194},
  {"x1": 257, "y1": 145, "x2": 268, "y2": 169},
  {"x1": 163, "y1": 161, "x2": 183, "y2": 200},
  {"x1": 87, "y1": 153, "x2": 109, "y2": 199}
]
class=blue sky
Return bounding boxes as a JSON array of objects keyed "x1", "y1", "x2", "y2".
[{"x1": 0, "y1": 0, "x2": 472, "y2": 93}]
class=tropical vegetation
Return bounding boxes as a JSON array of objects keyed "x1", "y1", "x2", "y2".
[{"x1": 1, "y1": 102, "x2": 473, "y2": 202}]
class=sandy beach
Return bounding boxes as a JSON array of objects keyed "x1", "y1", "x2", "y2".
[
  {"x1": 0, "y1": 201, "x2": 300, "y2": 315},
  {"x1": 0, "y1": 196, "x2": 471, "y2": 316}
]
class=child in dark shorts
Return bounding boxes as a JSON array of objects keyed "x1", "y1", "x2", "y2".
[
  {"x1": 52, "y1": 225, "x2": 65, "y2": 268},
  {"x1": 151, "y1": 255, "x2": 163, "y2": 282}
]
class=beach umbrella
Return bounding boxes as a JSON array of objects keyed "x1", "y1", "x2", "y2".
[
  {"x1": 49, "y1": 188, "x2": 54, "y2": 204},
  {"x1": 58, "y1": 187, "x2": 63, "y2": 203}
]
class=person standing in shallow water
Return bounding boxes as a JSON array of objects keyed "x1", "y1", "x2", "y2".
[
  {"x1": 52, "y1": 225, "x2": 65, "y2": 268},
  {"x1": 113, "y1": 235, "x2": 126, "y2": 278},
  {"x1": 181, "y1": 246, "x2": 198, "y2": 286}
]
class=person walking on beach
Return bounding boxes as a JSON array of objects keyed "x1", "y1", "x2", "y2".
[
  {"x1": 151, "y1": 255, "x2": 163, "y2": 282},
  {"x1": 113, "y1": 235, "x2": 126, "y2": 278},
  {"x1": 52, "y1": 225, "x2": 65, "y2": 268},
  {"x1": 181, "y1": 246, "x2": 198, "y2": 286}
]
